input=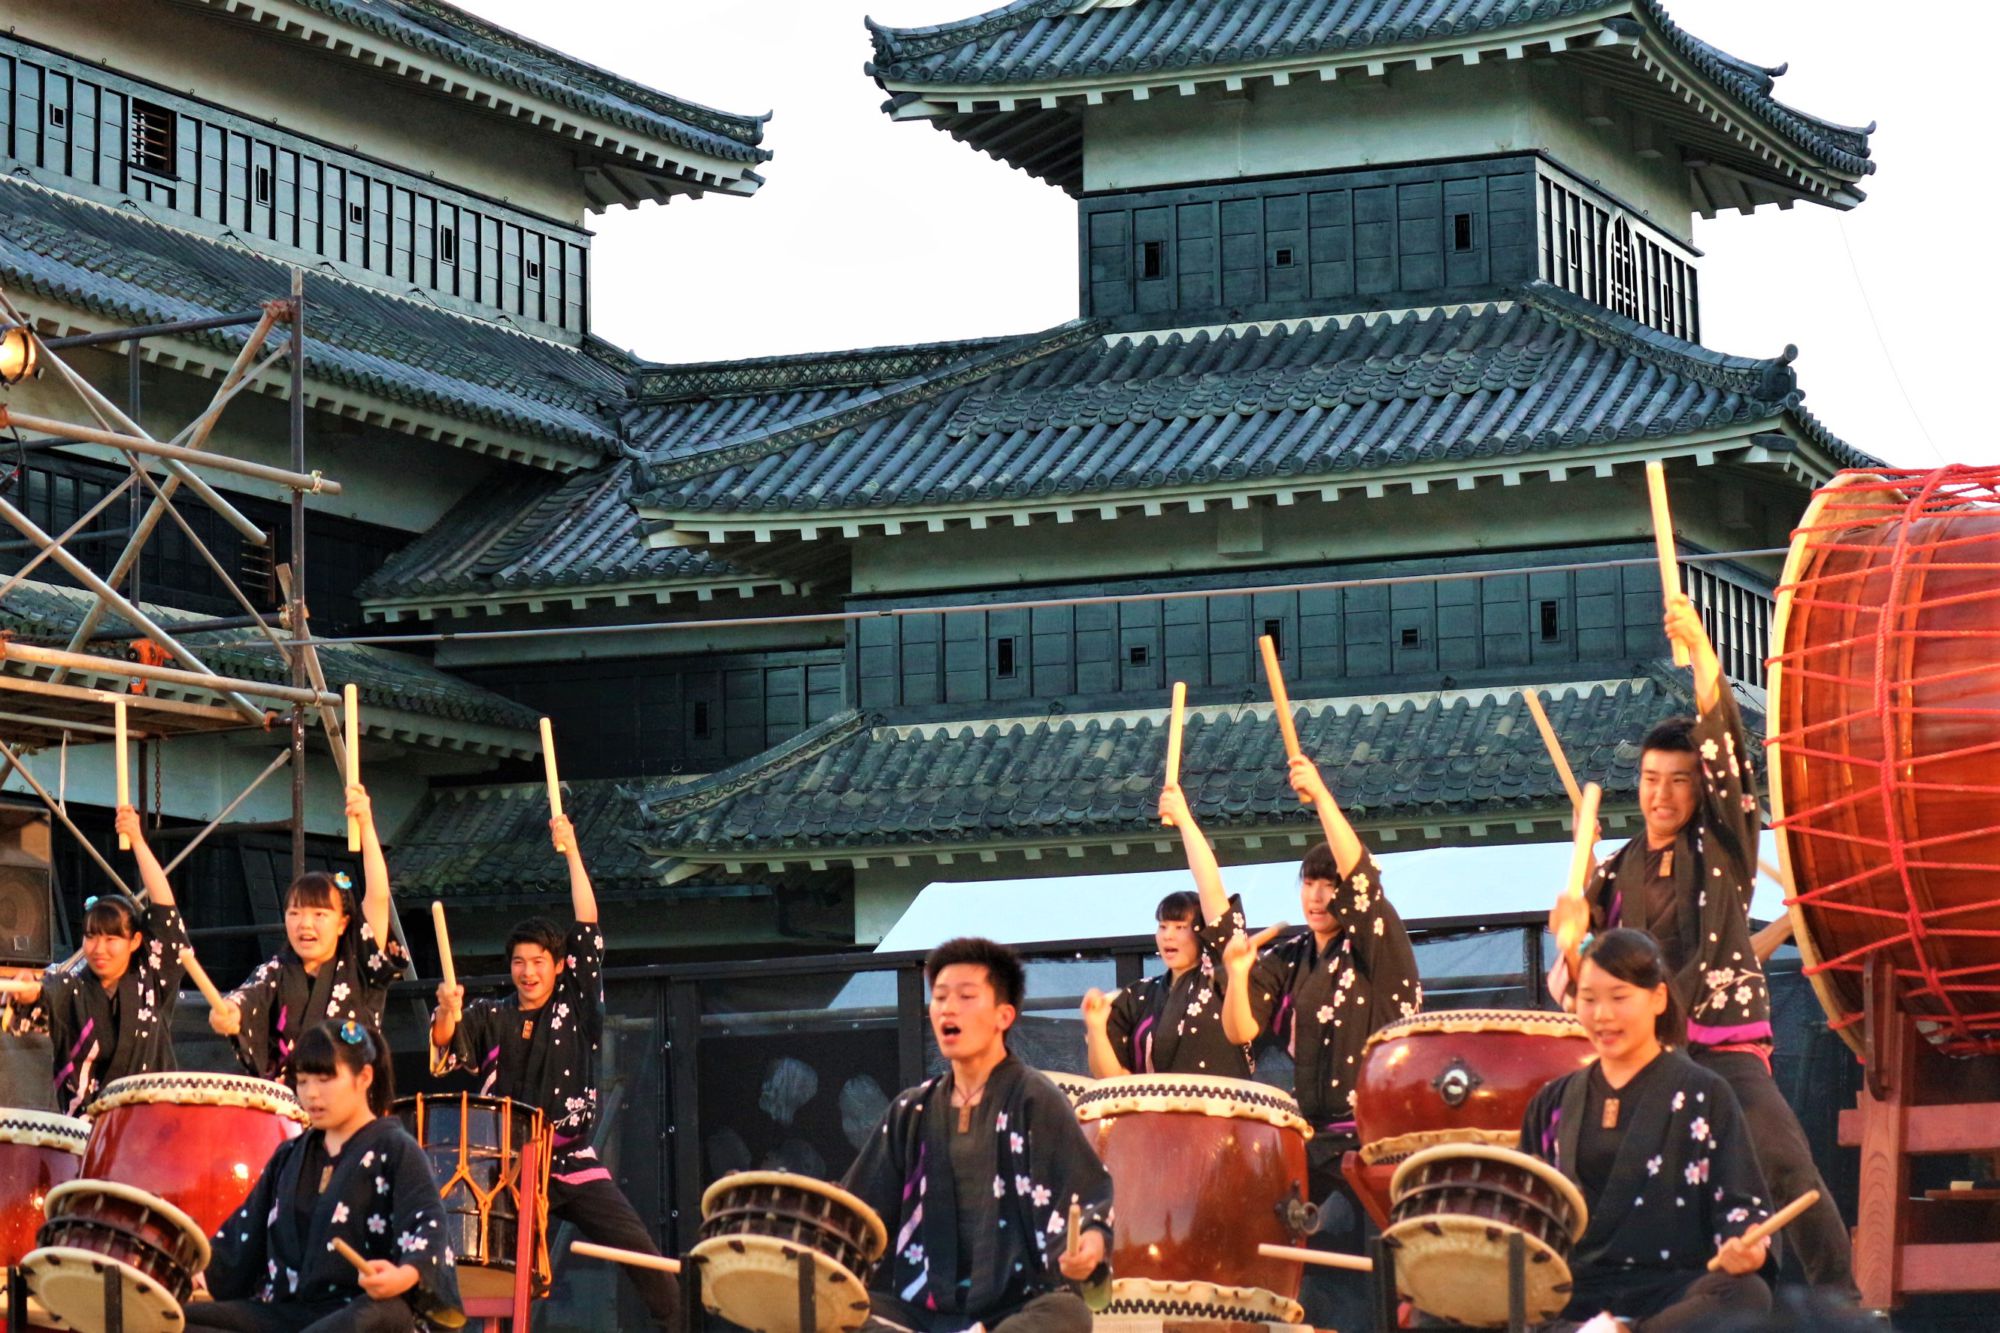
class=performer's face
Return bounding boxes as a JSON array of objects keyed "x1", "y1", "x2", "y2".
[
  {"x1": 929, "y1": 963, "x2": 1015, "y2": 1062},
  {"x1": 81, "y1": 927, "x2": 141, "y2": 984},
  {"x1": 285, "y1": 902, "x2": 347, "y2": 966},
  {"x1": 1575, "y1": 959, "x2": 1667, "y2": 1064},
  {"x1": 510, "y1": 942, "x2": 563, "y2": 1009},
  {"x1": 1154, "y1": 914, "x2": 1197, "y2": 973},
  {"x1": 1299, "y1": 877, "x2": 1338, "y2": 939},
  {"x1": 1638, "y1": 747, "x2": 1699, "y2": 846},
  {"x1": 296, "y1": 1060, "x2": 373, "y2": 1132}
]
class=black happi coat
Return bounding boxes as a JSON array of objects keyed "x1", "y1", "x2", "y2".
[
  {"x1": 842, "y1": 1056, "x2": 1112, "y2": 1326},
  {"x1": 1585, "y1": 689, "x2": 1770, "y2": 1047},
  {"x1": 1107, "y1": 893, "x2": 1254, "y2": 1078},
  {"x1": 1520, "y1": 1050, "x2": 1770, "y2": 1320},
  {"x1": 1246, "y1": 851, "x2": 1421, "y2": 1130},
  {"x1": 436, "y1": 920, "x2": 605, "y2": 1180},
  {"x1": 226, "y1": 916, "x2": 405, "y2": 1080},
  {"x1": 29, "y1": 899, "x2": 188, "y2": 1113},
  {"x1": 205, "y1": 1115, "x2": 462, "y2": 1324}
]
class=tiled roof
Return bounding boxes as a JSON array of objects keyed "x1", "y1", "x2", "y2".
[
  {"x1": 631, "y1": 284, "x2": 1872, "y2": 526},
  {"x1": 392, "y1": 776, "x2": 682, "y2": 899},
  {"x1": 867, "y1": 1, "x2": 1873, "y2": 197},
  {"x1": 635, "y1": 675, "x2": 1698, "y2": 859},
  {"x1": 0, "y1": 579, "x2": 538, "y2": 747},
  {"x1": 0, "y1": 179, "x2": 627, "y2": 463},
  {"x1": 199, "y1": 0, "x2": 769, "y2": 168}
]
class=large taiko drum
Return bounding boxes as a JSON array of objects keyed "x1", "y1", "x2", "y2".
[
  {"x1": 78, "y1": 1072, "x2": 307, "y2": 1235},
  {"x1": 1769, "y1": 466, "x2": 2000, "y2": 1055},
  {"x1": 1348, "y1": 1009, "x2": 1593, "y2": 1228},
  {"x1": 395, "y1": 1093, "x2": 551, "y2": 1301},
  {"x1": 689, "y1": 1170, "x2": 887, "y2": 1333},
  {"x1": 1075, "y1": 1073, "x2": 1315, "y2": 1324},
  {"x1": 0, "y1": 1110, "x2": 87, "y2": 1267}
]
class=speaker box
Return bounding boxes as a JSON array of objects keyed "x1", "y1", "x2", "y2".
[{"x1": 0, "y1": 803, "x2": 53, "y2": 967}]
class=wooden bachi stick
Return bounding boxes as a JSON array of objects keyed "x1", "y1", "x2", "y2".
[
  {"x1": 344, "y1": 683, "x2": 360, "y2": 852},
  {"x1": 571, "y1": 1240, "x2": 682, "y2": 1275},
  {"x1": 431, "y1": 900, "x2": 458, "y2": 1016},
  {"x1": 1258, "y1": 1242, "x2": 1374, "y2": 1273},
  {"x1": 1646, "y1": 461, "x2": 1691, "y2": 667},
  {"x1": 1066, "y1": 1202, "x2": 1083, "y2": 1258},
  {"x1": 1162, "y1": 681, "x2": 1187, "y2": 826},
  {"x1": 539, "y1": 716, "x2": 567, "y2": 853},
  {"x1": 1257, "y1": 635, "x2": 1310, "y2": 804},
  {"x1": 1707, "y1": 1191, "x2": 1820, "y2": 1271},
  {"x1": 1557, "y1": 782, "x2": 1603, "y2": 980},
  {"x1": 1522, "y1": 689, "x2": 1584, "y2": 812},
  {"x1": 114, "y1": 697, "x2": 130, "y2": 849},
  {"x1": 179, "y1": 948, "x2": 228, "y2": 1016},
  {"x1": 331, "y1": 1237, "x2": 371, "y2": 1275}
]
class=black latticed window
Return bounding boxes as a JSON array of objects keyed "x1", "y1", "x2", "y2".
[{"x1": 128, "y1": 98, "x2": 174, "y2": 175}]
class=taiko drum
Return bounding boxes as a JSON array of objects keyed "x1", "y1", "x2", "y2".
[
  {"x1": 1769, "y1": 466, "x2": 2000, "y2": 1055},
  {"x1": 0, "y1": 1110, "x2": 87, "y2": 1267},
  {"x1": 81, "y1": 1072, "x2": 307, "y2": 1235}
]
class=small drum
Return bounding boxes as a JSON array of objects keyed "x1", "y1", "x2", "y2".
[
  {"x1": 1075, "y1": 1073, "x2": 1315, "y2": 1324},
  {"x1": 395, "y1": 1093, "x2": 551, "y2": 1301},
  {"x1": 1348, "y1": 1009, "x2": 1593, "y2": 1228},
  {"x1": 1383, "y1": 1144, "x2": 1588, "y2": 1328},
  {"x1": 690, "y1": 1170, "x2": 887, "y2": 1333},
  {"x1": 25, "y1": 1179, "x2": 210, "y2": 1332},
  {"x1": 80, "y1": 1072, "x2": 307, "y2": 1236},
  {"x1": 0, "y1": 1110, "x2": 87, "y2": 1267}
]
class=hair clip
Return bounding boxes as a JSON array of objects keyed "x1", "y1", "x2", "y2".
[
  {"x1": 83, "y1": 895, "x2": 99, "y2": 909},
  {"x1": 333, "y1": 871, "x2": 353, "y2": 891},
  {"x1": 338, "y1": 1020, "x2": 366, "y2": 1045}
]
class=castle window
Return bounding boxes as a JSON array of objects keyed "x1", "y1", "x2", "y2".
[
  {"x1": 1539, "y1": 600, "x2": 1561, "y2": 642},
  {"x1": 348, "y1": 200, "x2": 366, "y2": 225},
  {"x1": 253, "y1": 166, "x2": 272, "y2": 205},
  {"x1": 1140, "y1": 240, "x2": 1164, "y2": 280},
  {"x1": 1453, "y1": 212, "x2": 1474, "y2": 252},
  {"x1": 692, "y1": 701, "x2": 711, "y2": 738},
  {"x1": 525, "y1": 258, "x2": 542, "y2": 281},
  {"x1": 129, "y1": 100, "x2": 176, "y2": 176},
  {"x1": 47, "y1": 106, "x2": 66, "y2": 128},
  {"x1": 438, "y1": 227, "x2": 458, "y2": 264},
  {"x1": 1400, "y1": 627, "x2": 1421, "y2": 649},
  {"x1": 1273, "y1": 247, "x2": 1295, "y2": 268},
  {"x1": 996, "y1": 637, "x2": 1019, "y2": 679},
  {"x1": 1263, "y1": 619, "x2": 1285, "y2": 654},
  {"x1": 1128, "y1": 645, "x2": 1150, "y2": 667}
]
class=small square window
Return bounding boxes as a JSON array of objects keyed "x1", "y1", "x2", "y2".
[
  {"x1": 1273, "y1": 247, "x2": 1294, "y2": 268},
  {"x1": 1128, "y1": 645, "x2": 1150, "y2": 667},
  {"x1": 525, "y1": 258, "x2": 543, "y2": 281},
  {"x1": 1400, "y1": 627, "x2": 1422, "y2": 649},
  {"x1": 1453, "y1": 212, "x2": 1474, "y2": 252},
  {"x1": 1140, "y1": 240, "x2": 1165, "y2": 280},
  {"x1": 996, "y1": 637, "x2": 1019, "y2": 679},
  {"x1": 48, "y1": 107, "x2": 66, "y2": 128},
  {"x1": 348, "y1": 200, "x2": 366, "y2": 225},
  {"x1": 253, "y1": 166, "x2": 272, "y2": 204}
]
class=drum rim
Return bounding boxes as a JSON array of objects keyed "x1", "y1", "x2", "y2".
[
  {"x1": 1073, "y1": 1073, "x2": 1309, "y2": 1135},
  {"x1": 1359, "y1": 1126, "x2": 1522, "y2": 1166},
  {"x1": 1360, "y1": 1008, "x2": 1588, "y2": 1056},
  {"x1": 688, "y1": 1231, "x2": 873, "y2": 1333},
  {"x1": 0, "y1": 1110, "x2": 90, "y2": 1153},
  {"x1": 1103, "y1": 1276, "x2": 1305, "y2": 1326},
  {"x1": 1380, "y1": 1212, "x2": 1575, "y2": 1324},
  {"x1": 87, "y1": 1072, "x2": 308, "y2": 1124},
  {"x1": 42, "y1": 1179, "x2": 213, "y2": 1271},
  {"x1": 20, "y1": 1241, "x2": 193, "y2": 1327},
  {"x1": 699, "y1": 1171, "x2": 888, "y2": 1260},
  {"x1": 1388, "y1": 1143, "x2": 1588, "y2": 1243}
]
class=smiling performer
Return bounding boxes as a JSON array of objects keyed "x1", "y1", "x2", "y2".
[
  {"x1": 1080, "y1": 783, "x2": 1254, "y2": 1078},
  {"x1": 845, "y1": 937, "x2": 1112, "y2": 1333},
  {"x1": 430, "y1": 814, "x2": 677, "y2": 1329},
  {"x1": 1, "y1": 806, "x2": 189, "y2": 1113},
  {"x1": 189, "y1": 1021, "x2": 462, "y2": 1332},
  {"x1": 212, "y1": 785, "x2": 406, "y2": 1079},
  {"x1": 1513, "y1": 929, "x2": 1772, "y2": 1333},
  {"x1": 1549, "y1": 595, "x2": 1853, "y2": 1296}
]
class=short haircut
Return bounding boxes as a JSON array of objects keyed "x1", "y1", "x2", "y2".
[
  {"x1": 1641, "y1": 715, "x2": 1698, "y2": 756},
  {"x1": 506, "y1": 917, "x2": 566, "y2": 962},
  {"x1": 82, "y1": 895, "x2": 141, "y2": 938},
  {"x1": 924, "y1": 936, "x2": 1026, "y2": 1010},
  {"x1": 1299, "y1": 841, "x2": 1339, "y2": 883},
  {"x1": 285, "y1": 871, "x2": 351, "y2": 916},
  {"x1": 1155, "y1": 890, "x2": 1201, "y2": 925},
  {"x1": 1580, "y1": 927, "x2": 1686, "y2": 1045}
]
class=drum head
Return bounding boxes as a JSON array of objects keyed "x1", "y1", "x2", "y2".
[
  {"x1": 87, "y1": 1072, "x2": 307, "y2": 1124},
  {"x1": 1381, "y1": 1215, "x2": 1574, "y2": 1328},
  {"x1": 1073, "y1": 1073, "x2": 1310, "y2": 1136},
  {"x1": 20, "y1": 1244, "x2": 189, "y2": 1332},
  {"x1": 689, "y1": 1233, "x2": 871, "y2": 1333},
  {"x1": 700, "y1": 1171, "x2": 888, "y2": 1261},
  {"x1": 1102, "y1": 1277, "x2": 1304, "y2": 1324},
  {"x1": 0, "y1": 1111, "x2": 89, "y2": 1154}
]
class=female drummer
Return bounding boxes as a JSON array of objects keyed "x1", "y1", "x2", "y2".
[
  {"x1": 209, "y1": 785, "x2": 406, "y2": 1079},
  {"x1": 1080, "y1": 783, "x2": 1255, "y2": 1078},
  {"x1": 1513, "y1": 929, "x2": 1772, "y2": 1333},
  {"x1": 189, "y1": 1021, "x2": 461, "y2": 1332},
  {"x1": 0, "y1": 805, "x2": 189, "y2": 1113}
]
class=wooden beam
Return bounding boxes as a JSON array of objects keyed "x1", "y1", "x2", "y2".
[{"x1": 1838, "y1": 1102, "x2": 2000, "y2": 1155}]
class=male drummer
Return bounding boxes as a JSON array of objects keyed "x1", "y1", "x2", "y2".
[
  {"x1": 429, "y1": 814, "x2": 678, "y2": 1330},
  {"x1": 0, "y1": 806, "x2": 188, "y2": 1114},
  {"x1": 1549, "y1": 593, "x2": 1854, "y2": 1297},
  {"x1": 1220, "y1": 753, "x2": 1421, "y2": 1330},
  {"x1": 845, "y1": 937, "x2": 1111, "y2": 1333}
]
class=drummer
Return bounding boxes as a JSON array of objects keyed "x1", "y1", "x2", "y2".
[
  {"x1": 0, "y1": 805, "x2": 188, "y2": 1114},
  {"x1": 1220, "y1": 752, "x2": 1421, "y2": 1330},
  {"x1": 1510, "y1": 929, "x2": 1772, "y2": 1332},
  {"x1": 1549, "y1": 595, "x2": 1853, "y2": 1297},
  {"x1": 209, "y1": 784, "x2": 406, "y2": 1079},
  {"x1": 428, "y1": 814, "x2": 679, "y2": 1330},
  {"x1": 189, "y1": 1021, "x2": 463, "y2": 1332},
  {"x1": 1080, "y1": 783, "x2": 1254, "y2": 1078},
  {"x1": 845, "y1": 936, "x2": 1111, "y2": 1333}
]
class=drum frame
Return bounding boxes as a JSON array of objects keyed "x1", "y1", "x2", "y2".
[
  {"x1": 395, "y1": 1092, "x2": 551, "y2": 1300},
  {"x1": 690, "y1": 1170, "x2": 887, "y2": 1333}
]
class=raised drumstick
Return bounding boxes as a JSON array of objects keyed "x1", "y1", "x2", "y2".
[
  {"x1": 430, "y1": 900, "x2": 458, "y2": 1016},
  {"x1": 1707, "y1": 1190, "x2": 1820, "y2": 1272},
  {"x1": 1257, "y1": 635, "x2": 1311, "y2": 804},
  {"x1": 539, "y1": 717, "x2": 567, "y2": 853},
  {"x1": 1556, "y1": 782, "x2": 1603, "y2": 980},
  {"x1": 179, "y1": 948, "x2": 228, "y2": 1016},
  {"x1": 1066, "y1": 1202, "x2": 1083, "y2": 1258},
  {"x1": 1521, "y1": 690, "x2": 1583, "y2": 812},
  {"x1": 115, "y1": 698, "x2": 130, "y2": 850},
  {"x1": 1258, "y1": 1242, "x2": 1374, "y2": 1273},
  {"x1": 571, "y1": 1240, "x2": 682, "y2": 1275},
  {"x1": 1161, "y1": 682, "x2": 1187, "y2": 826},
  {"x1": 344, "y1": 683, "x2": 361, "y2": 853},
  {"x1": 332, "y1": 1237, "x2": 371, "y2": 1274},
  {"x1": 1645, "y1": 461, "x2": 1691, "y2": 668}
]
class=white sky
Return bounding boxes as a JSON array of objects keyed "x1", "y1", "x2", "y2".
[{"x1": 461, "y1": 0, "x2": 1986, "y2": 470}]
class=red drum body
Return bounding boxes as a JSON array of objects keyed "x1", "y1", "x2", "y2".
[
  {"x1": 1076, "y1": 1074, "x2": 1314, "y2": 1324},
  {"x1": 1384, "y1": 1145, "x2": 1587, "y2": 1328},
  {"x1": 1770, "y1": 466, "x2": 2000, "y2": 1055},
  {"x1": 82, "y1": 1072, "x2": 307, "y2": 1237},
  {"x1": 395, "y1": 1093, "x2": 551, "y2": 1301},
  {"x1": 0, "y1": 1111, "x2": 87, "y2": 1267},
  {"x1": 1349, "y1": 1010, "x2": 1593, "y2": 1227}
]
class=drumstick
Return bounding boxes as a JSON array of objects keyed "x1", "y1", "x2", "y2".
[
  {"x1": 1556, "y1": 782, "x2": 1603, "y2": 979},
  {"x1": 1257, "y1": 636, "x2": 1311, "y2": 804},
  {"x1": 539, "y1": 716, "x2": 567, "y2": 853},
  {"x1": 1161, "y1": 682, "x2": 1187, "y2": 827},
  {"x1": 332, "y1": 1237, "x2": 371, "y2": 1275},
  {"x1": 1645, "y1": 461, "x2": 1691, "y2": 668},
  {"x1": 431, "y1": 900, "x2": 459, "y2": 1015},
  {"x1": 1066, "y1": 1202, "x2": 1083, "y2": 1258},
  {"x1": 1521, "y1": 690, "x2": 1583, "y2": 812},
  {"x1": 115, "y1": 698, "x2": 130, "y2": 850},
  {"x1": 1706, "y1": 1190, "x2": 1820, "y2": 1271},
  {"x1": 179, "y1": 948, "x2": 228, "y2": 1016},
  {"x1": 1257, "y1": 1243, "x2": 1374, "y2": 1273},
  {"x1": 571, "y1": 1240, "x2": 683, "y2": 1275},
  {"x1": 344, "y1": 683, "x2": 360, "y2": 853}
]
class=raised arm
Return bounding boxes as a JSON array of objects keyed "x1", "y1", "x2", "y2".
[
  {"x1": 1081, "y1": 987, "x2": 1133, "y2": 1079},
  {"x1": 1665, "y1": 593, "x2": 1723, "y2": 715},
  {"x1": 115, "y1": 806, "x2": 175, "y2": 906},
  {"x1": 347, "y1": 784, "x2": 392, "y2": 949},
  {"x1": 1288, "y1": 755, "x2": 1364, "y2": 878},
  {"x1": 553, "y1": 815, "x2": 596, "y2": 925},
  {"x1": 1158, "y1": 784, "x2": 1230, "y2": 927},
  {"x1": 1221, "y1": 924, "x2": 1285, "y2": 1045}
]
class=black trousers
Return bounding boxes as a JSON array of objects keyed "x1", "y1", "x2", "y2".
[
  {"x1": 1299, "y1": 1135, "x2": 1377, "y2": 1333},
  {"x1": 185, "y1": 1294, "x2": 415, "y2": 1332},
  {"x1": 1693, "y1": 1048, "x2": 1856, "y2": 1296},
  {"x1": 1547, "y1": 1269, "x2": 1769, "y2": 1332},
  {"x1": 865, "y1": 1288, "x2": 1092, "y2": 1333},
  {"x1": 549, "y1": 1171, "x2": 682, "y2": 1330}
]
